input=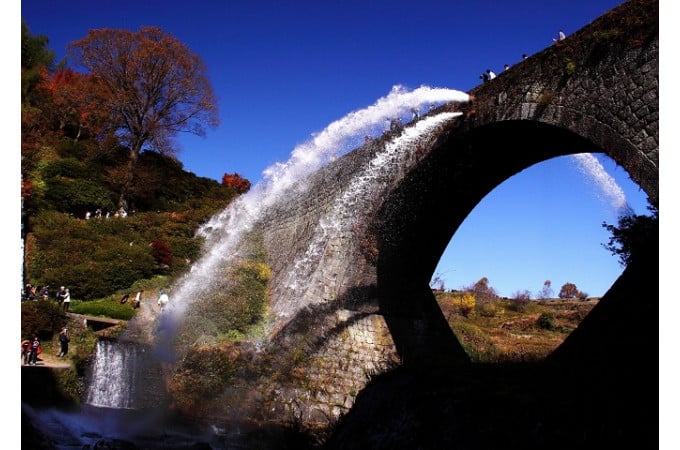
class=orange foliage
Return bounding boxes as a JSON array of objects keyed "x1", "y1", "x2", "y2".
[
  {"x1": 221, "y1": 173, "x2": 251, "y2": 194},
  {"x1": 68, "y1": 26, "x2": 219, "y2": 156},
  {"x1": 43, "y1": 68, "x2": 110, "y2": 141}
]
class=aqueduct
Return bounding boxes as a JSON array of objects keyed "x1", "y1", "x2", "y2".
[{"x1": 230, "y1": 0, "x2": 658, "y2": 434}]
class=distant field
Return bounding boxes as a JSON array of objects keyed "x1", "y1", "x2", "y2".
[{"x1": 435, "y1": 292, "x2": 598, "y2": 362}]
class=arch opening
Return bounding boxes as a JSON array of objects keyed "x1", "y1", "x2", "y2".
[
  {"x1": 431, "y1": 153, "x2": 650, "y2": 362},
  {"x1": 373, "y1": 120, "x2": 655, "y2": 365}
]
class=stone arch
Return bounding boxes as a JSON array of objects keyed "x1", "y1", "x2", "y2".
[
  {"x1": 373, "y1": 119, "x2": 656, "y2": 364},
  {"x1": 248, "y1": 0, "x2": 657, "y2": 431}
]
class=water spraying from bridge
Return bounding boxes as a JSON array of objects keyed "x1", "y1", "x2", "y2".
[
  {"x1": 164, "y1": 85, "x2": 469, "y2": 321},
  {"x1": 274, "y1": 112, "x2": 461, "y2": 320},
  {"x1": 571, "y1": 153, "x2": 632, "y2": 216}
]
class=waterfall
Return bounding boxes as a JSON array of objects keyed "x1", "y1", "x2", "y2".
[
  {"x1": 85, "y1": 340, "x2": 143, "y2": 409},
  {"x1": 165, "y1": 85, "x2": 469, "y2": 321},
  {"x1": 273, "y1": 112, "x2": 461, "y2": 320}
]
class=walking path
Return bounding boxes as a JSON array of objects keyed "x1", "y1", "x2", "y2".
[{"x1": 22, "y1": 299, "x2": 162, "y2": 369}]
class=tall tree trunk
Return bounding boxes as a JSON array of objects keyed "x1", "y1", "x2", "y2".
[{"x1": 119, "y1": 145, "x2": 140, "y2": 211}]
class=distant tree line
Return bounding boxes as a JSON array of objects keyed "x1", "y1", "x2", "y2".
[{"x1": 430, "y1": 201, "x2": 657, "y2": 302}]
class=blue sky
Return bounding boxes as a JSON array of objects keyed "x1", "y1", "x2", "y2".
[{"x1": 19, "y1": 0, "x2": 654, "y2": 300}]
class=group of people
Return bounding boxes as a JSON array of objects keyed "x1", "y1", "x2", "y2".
[
  {"x1": 22, "y1": 283, "x2": 49, "y2": 301},
  {"x1": 21, "y1": 327, "x2": 70, "y2": 366},
  {"x1": 22, "y1": 284, "x2": 71, "y2": 311},
  {"x1": 21, "y1": 336, "x2": 41, "y2": 366},
  {"x1": 85, "y1": 207, "x2": 133, "y2": 220},
  {"x1": 120, "y1": 290, "x2": 145, "y2": 309},
  {"x1": 119, "y1": 288, "x2": 168, "y2": 312},
  {"x1": 479, "y1": 29, "x2": 566, "y2": 84},
  {"x1": 55, "y1": 286, "x2": 71, "y2": 312}
]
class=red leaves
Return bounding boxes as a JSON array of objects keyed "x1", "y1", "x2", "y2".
[{"x1": 221, "y1": 173, "x2": 251, "y2": 194}]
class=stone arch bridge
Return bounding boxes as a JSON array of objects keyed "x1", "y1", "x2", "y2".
[{"x1": 246, "y1": 0, "x2": 657, "y2": 430}]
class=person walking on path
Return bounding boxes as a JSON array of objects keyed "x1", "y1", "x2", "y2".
[
  {"x1": 28, "y1": 336, "x2": 41, "y2": 365},
  {"x1": 157, "y1": 289, "x2": 169, "y2": 313},
  {"x1": 62, "y1": 288, "x2": 71, "y2": 312},
  {"x1": 57, "y1": 327, "x2": 70, "y2": 357},
  {"x1": 134, "y1": 290, "x2": 143, "y2": 309},
  {"x1": 21, "y1": 339, "x2": 31, "y2": 365}
]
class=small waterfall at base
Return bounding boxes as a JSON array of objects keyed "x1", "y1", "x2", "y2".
[
  {"x1": 85, "y1": 339, "x2": 165, "y2": 410},
  {"x1": 86, "y1": 340, "x2": 139, "y2": 409}
]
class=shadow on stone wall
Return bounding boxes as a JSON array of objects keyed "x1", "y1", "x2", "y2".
[{"x1": 322, "y1": 226, "x2": 659, "y2": 449}]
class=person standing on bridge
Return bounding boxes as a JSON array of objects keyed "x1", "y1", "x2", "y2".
[
  {"x1": 62, "y1": 288, "x2": 71, "y2": 312},
  {"x1": 553, "y1": 29, "x2": 566, "y2": 43}
]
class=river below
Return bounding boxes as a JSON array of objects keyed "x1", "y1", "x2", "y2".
[{"x1": 22, "y1": 403, "x2": 314, "y2": 449}]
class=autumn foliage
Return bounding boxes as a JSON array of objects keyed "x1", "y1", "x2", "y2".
[
  {"x1": 67, "y1": 26, "x2": 220, "y2": 209},
  {"x1": 558, "y1": 282, "x2": 586, "y2": 299},
  {"x1": 222, "y1": 172, "x2": 251, "y2": 194},
  {"x1": 150, "y1": 239, "x2": 174, "y2": 267}
]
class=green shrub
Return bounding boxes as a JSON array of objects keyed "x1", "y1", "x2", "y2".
[
  {"x1": 536, "y1": 312, "x2": 556, "y2": 330},
  {"x1": 21, "y1": 300, "x2": 66, "y2": 340},
  {"x1": 168, "y1": 344, "x2": 240, "y2": 414},
  {"x1": 450, "y1": 322, "x2": 493, "y2": 362},
  {"x1": 39, "y1": 158, "x2": 116, "y2": 215},
  {"x1": 69, "y1": 299, "x2": 136, "y2": 320},
  {"x1": 505, "y1": 297, "x2": 530, "y2": 313},
  {"x1": 477, "y1": 302, "x2": 504, "y2": 318}
]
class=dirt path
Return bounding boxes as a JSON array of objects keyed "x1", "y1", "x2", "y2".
[
  {"x1": 22, "y1": 299, "x2": 163, "y2": 370},
  {"x1": 29, "y1": 352, "x2": 72, "y2": 369},
  {"x1": 117, "y1": 297, "x2": 161, "y2": 344}
]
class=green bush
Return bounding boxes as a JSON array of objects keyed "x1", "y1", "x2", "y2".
[
  {"x1": 39, "y1": 158, "x2": 116, "y2": 215},
  {"x1": 177, "y1": 231, "x2": 270, "y2": 347},
  {"x1": 69, "y1": 299, "x2": 136, "y2": 320},
  {"x1": 21, "y1": 300, "x2": 66, "y2": 340},
  {"x1": 168, "y1": 344, "x2": 239, "y2": 413},
  {"x1": 28, "y1": 211, "x2": 173, "y2": 300},
  {"x1": 536, "y1": 312, "x2": 556, "y2": 330},
  {"x1": 505, "y1": 298, "x2": 530, "y2": 313}
]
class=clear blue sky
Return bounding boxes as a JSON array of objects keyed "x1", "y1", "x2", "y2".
[{"x1": 18, "y1": 0, "x2": 653, "y2": 299}]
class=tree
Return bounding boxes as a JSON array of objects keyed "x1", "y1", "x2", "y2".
[
  {"x1": 22, "y1": 21, "x2": 56, "y2": 171},
  {"x1": 21, "y1": 19, "x2": 55, "y2": 103},
  {"x1": 537, "y1": 280, "x2": 553, "y2": 299},
  {"x1": 68, "y1": 26, "x2": 219, "y2": 210},
  {"x1": 429, "y1": 273, "x2": 445, "y2": 291},
  {"x1": 222, "y1": 173, "x2": 251, "y2": 195},
  {"x1": 511, "y1": 290, "x2": 531, "y2": 301},
  {"x1": 558, "y1": 282, "x2": 579, "y2": 299},
  {"x1": 602, "y1": 203, "x2": 658, "y2": 267},
  {"x1": 466, "y1": 277, "x2": 498, "y2": 304},
  {"x1": 41, "y1": 68, "x2": 111, "y2": 143}
]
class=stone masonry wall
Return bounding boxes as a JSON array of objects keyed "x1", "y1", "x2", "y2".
[{"x1": 248, "y1": 0, "x2": 658, "y2": 429}]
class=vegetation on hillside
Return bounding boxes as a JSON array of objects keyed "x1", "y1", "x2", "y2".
[
  {"x1": 21, "y1": 20, "x2": 245, "y2": 301},
  {"x1": 165, "y1": 231, "x2": 272, "y2": 414},
  {"x1": 436, "y1": 290, "x2": 596, "y2": 363}
]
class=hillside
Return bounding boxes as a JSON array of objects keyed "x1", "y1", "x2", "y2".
[{"x1": 436, "y1": 294, "x2": 598, "y2": 362}]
